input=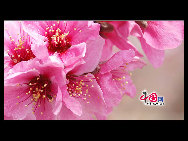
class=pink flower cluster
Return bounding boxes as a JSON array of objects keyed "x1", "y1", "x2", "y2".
[{"x1": 4, "y1": 21, "x2": 184, "y2": 120}]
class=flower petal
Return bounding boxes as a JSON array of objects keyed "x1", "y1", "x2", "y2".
[
  {"x1": 4, "y1": 84, "x2": 33, "y2": 120},
  {"x1": 122, "y1": 75, "x2": 137, "y2": 98},
  {"x1": 23, "y1": 112, "x2": 36, "y2": 120},
  {"x1": 60, "y1": 42, "x2": 86, "y2": 69},
  {"x1": 71, "y1": 36, "x2": 105, "y2": 75},
  {"x1": 140, "y1": 38, "x2": 165, "y2": 68},
  {"x1": 63, "y1": 91, "x2": 82, "y2": 116},
  {"x1": 53, "y1": 86, "x2": 63, "y2": 115},
  {"x1": 68, "y1": 21, "x2": 100, "y2": 45},
  {"x1": 100, "y1": 50, "x2": 135, "y2": 74},
  {"x1": 100, "y1": 39, "x2": 114, "y2": 62},
  {"x1": 114, "y1": 21, "x2": 143, "y2": 38},
  {"x1": 74, "y1": 73, "x2": 107, "y2": 118},
  {"x1": 125, "y1": 57, "x2": 146, "y2": 71},
  {"x1": 4, "y1": 115, "x2": 13, "y2": 120},
  {"x1": 34, "y1": 100, "x2": 56, "y2": 120},
  {"x1": 4, "y1": 54, "x2": 11, "y2": 78},
  {"x1": 111, "y1": 70, "x2": 137, "y2": 98},
  {"x1": 21, "y1": 21, "x2": 47, "y2": 38},
  {"x1": 143, "y1": 21, "x2": 184, "y2": 50},
  {"x1": 30, "y1": 38, "x2": 49, "y2": 61},
  {"x1": 96, "y1": 72, "x2": 122, "y2": 107},
  {"x1": 5, "y1": 69, "x2": 40, "y2": 85},
  {"x1": 57, "y1": 104, "x2": 94, "y2": 120},
  {"x1": 103, "y1": 29, "x2": 143, "y2": 57},
  {"x1": 8, "y1": 58, "x2": 40, "y2": 74},
  {"x1": 4, "y1": 21, "x2": 22, "y2": 46}
]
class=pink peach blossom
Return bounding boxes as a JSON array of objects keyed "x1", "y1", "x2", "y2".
[
  {"x1": 22, "y1": 21, "x2": 104, "y2": 74},
  {"x1": 94, "y1": 49, "x2": 146, "y2": 110},
  {"x1": 4, "y1": 59, "x2": 66, "y2": 120},
  {"x1": 135, "y1": 21, "x2": 184, "y2": 68},
  {"x1": 4, "y1": 21, "x2": 36, "y2": 77},
  {"x1": 4, "y1": 50, "x2": 108, "y2": 120},
  {"x1": 56, "y1": 73, "x2": 108, "y2": 120},
  {"x1": 99, "y1": 21, "x2": 184, "y2": 68},
  {"x1": 4, "y1": 21, "x2": 108, "y2": 120}
]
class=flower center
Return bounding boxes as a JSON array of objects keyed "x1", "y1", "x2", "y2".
[
  {"x1": 45, "y1": 25, "x2": 72, "y2": 55},
  {"x1": 16, "y1": 75, "x2": 55, "y2": 114},
  {"x1": 7, "y1": 35, "x2": 35, "y2": 66},
  {"x1": 27, "y1": 75, "x2": 53, "y2": 103},
  {"x1": 66, "y1": 74, "x2": 95, "y2": 104}
]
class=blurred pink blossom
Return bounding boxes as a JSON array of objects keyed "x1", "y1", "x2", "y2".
[
  {"x1": 98, "y1": 21, "x2": 143, "y2": 62},
  {"x1": 98, "y1": 21, "x2": 184, "y2": 68},
  {"x1": 135, "y1": 21, "x2": 184, "y2": 68}
]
